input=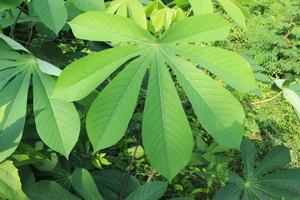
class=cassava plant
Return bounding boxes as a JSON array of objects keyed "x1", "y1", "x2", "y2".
[{"x1": 54, "y1": 11, "x2": 257, "y2": 180}]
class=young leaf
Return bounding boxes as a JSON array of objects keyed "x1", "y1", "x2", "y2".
[
  {"x1": 54, "y1": 45, "x2": 147, "y2": 102},
  {"x1": 87, "y1": 53, "x2": 153, "y2": 152},
  {"x1": 189, "y1": 0, "x2": 213, "y2": 15},
  {"x1": 175, "y1": 45, "x2": 257, "y2": 92},
  {"x1": 69, "y1": 11, "x2": 153, "y2": 44},
  {"x1": 106, "y1": 0, "x2": 147, "y2": 29},
  {"x1": 160, "y1": 13, "x2": 231, "y2": 44},
  {"x1": 125, "y1": 181, "x2": 168, "y2": 200},
  {"x1": 164, "y1": 54, "x2": 244, "y2": 149},
  {"x1": 0, "y1": 160, "x2": 28, "y2": 200},
  {"x1": 33, "y1": 69, "x2": 80, "y2": 158},
  {"x1": 72, "y1": 168, "x2": 103, "y2": 200},
  {"x1": 26, "y1": 181, "x2": 80, "y2": 200},
  {"x1": 142, "y1": 53, "x2": 193, "y2": 180},
  {"x1": 32, "y1": 0, "x2": 68, "y2": 34}
]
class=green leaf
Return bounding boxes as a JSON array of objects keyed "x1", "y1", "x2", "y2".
[
  {"x1": 86, "y1": 53, "x2": 153, "y2": 152},
  {"x1": 33, "y1": 68, "x2": 80, "y2": 157},
  {"x1": 217, "y1": 0, "x2": 246, "y2": 28},
  {"x1": 0, "y1": 71, "x2": 31, "y2": 162},
  {"x1": 26, "y1": 181, "x2": 80, "y2": 200},
  {"x1": 214, "y1": 183, "x2": 243, "y2": 200},
  {"x1": 175, "y1": 45, "x2": 257, "y2": 92},
  {"x1": 125, "y1": 181, "x2": 168, "y2": 200},
  {"x1": 0, "y1": 0, "x2": 23, "y2": 12},
  {"x1": 54, "y1": 45, "x2": 147, "y2": 102},
  {"x1": 160, "y1": 13, "x2": 231, "y2": 44},
  {"x1": 241, "y1": 138, "x2": 256, "y2": 179},
  {"x1": 69, "y1": 11, "x2": 153, "y2": 44},
  {"x1": 0, "y1": 160, "x2": 28, "y2": 200},
  {"x1": 142, "y1": 53, "x2": 193, "y2": 180},
  {"x1": 189, "y1": 0, "x2": 213, "y2": 15},
  {"x1": 254, "y1": 145, "x2": 290, "y2": 178},
  {"x1": 71, "y1": 168, "x2": 103, "y2": 200},
  {"x1": 150, "y1": 7, "x2": 176, "y2": 32},
  {"x1": 71, "y1": 0, "x2": 105, "y2": 12},
  {"x1": 32, "y1": 0, "x2": 68, "y2": 34},
  {"x1": 164, "y1": 53, "x2": 244, "y2": 149},
  {"x1": 106, "y1": 0, "x2": 147, "y2": 29}
]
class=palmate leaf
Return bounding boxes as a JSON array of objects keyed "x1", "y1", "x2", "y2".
[
  {"x1": 215, "y1": 139, "x2": 300, "y2": 200},
  {"x1": 55, "y1": 12, "x2": 256, "y2": 180},
  {"x1": 106, "y1": 0, "x2": 147, "y2": 29},
  {"x1": 0, "y1": 37, "x2": 80, "y2": 161}
]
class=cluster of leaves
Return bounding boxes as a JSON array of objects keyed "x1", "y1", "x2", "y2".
[{"x1": 0, "y1": 0, "x2": 299, "y2": 199}]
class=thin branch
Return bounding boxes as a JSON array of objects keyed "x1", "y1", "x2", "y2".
[
  {"x1": 251, "y1": 91, "x2": 283, "y2": 105},
  {"x1": 9, "y1": 1, "x2": 27, "y2": 38},
  {"x1": 118, "y1": 141, "x2": 140, "y2": 200}
]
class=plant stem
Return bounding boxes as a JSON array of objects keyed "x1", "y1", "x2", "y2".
[
  {"x1": 251, "y1": 91, "x2": 283, "y2": 105},
  {"x1": 9, "y1": 1, "x2": 27, "y2": 38},
  {"x1": 118, "y1": 141, "x2": 140, "y2": 200}
]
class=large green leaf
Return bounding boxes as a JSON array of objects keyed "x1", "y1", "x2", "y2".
[
  {"x1": 160, "y1": 13, "x2": 231, "y2": 44},
  {"x1": 86, "y1": 53, "x2": 153, "y2": 152},
  {"x1": 164, "y1": 53, "x2": 244, "y2": 148},
  {"x1": 0, "y1": 160, "x2": 28, "y2": 200},
  {"x1": 106, "y1": 0, "x2": 147, "y2": 29},
  {"x1": 71, "y1": 168, "x2": 103, "y2": 200},
  {"x1": 69, "y1": 11, "x2": 153, "y2": 44},
  {"x1": 174, "y1": 45, "x2": 257, "y2": 92},
  {"x1": 26, "y1": 181, "x2": 80, "y2": 200},
  {"x1": 241, "y1": 138, "x2": 256, "y2": 179},
  {"x1": 125, "y1": 181, "x2": 168, "y2": 200},
  {"x1": 0, "y1": 71, "x2": 31, "y2": 162},
  {"x1": 32, "y1": 0, "x2": 68, "y2": 34},
  {"x1": 0, "y1": 0, "x2": 23, "y2": 12},
  {"x1": 54, "y1": 45, "x2": 147, "y2": 102},
  {"x1": 217, "y1": 0, "x2": 246, "y2": 28},
  {"x1": 142, "y1": 53, "x2": 193, "y2": 180},
  {"x1": 33, "y1": 68, "x2": 80, "y2": 157},
  {"x1": 189, "y1": 0, "x2": 213, "y2": 15},
  {"x1": 71, "y1": 0, "x2": 105, "y2": 12}
]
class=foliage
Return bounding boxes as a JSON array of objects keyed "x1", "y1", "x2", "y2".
[{"x1": 215, "y1": 139, "x2": 300, "y2": 199}]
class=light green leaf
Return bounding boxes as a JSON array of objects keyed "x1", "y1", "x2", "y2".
[
  {"x1": 32, "y1": 0, "x2": 68, "y2": 34},
  {"x1": 175, "y1": 45, "x2": 257, "y2": 92},
  {"x1": 160, "y1": 13, "x2": 231, "y2": 44},
  {"x1": 0, "y1": 0, "x2": 23, "y2": 12},
  {"x1": 164, "y1": 53, "x2": 244, "y2": 148},
  {"x1": 33, "y1": 68, "x2": 80, "y2": 157},
  {"x1": 217, "y1": 0, "x2": 246, "y2": 28},
  {"x1": 72, "y1": 168, "x2": 103, "y2": 200},
  {"x1": 142, "y1": 53, "x2": 193, "y2": 181},
  {"x1": 26, "y1": 181, "x2": 80, "y2": 200},
  {"x1": 0, "y1": 160, "x2": 28, "y2": 200},
  {"x1": 0, "y1": 71, "x2": 31, "y2": 162},
  {"x1": 54, "y1": 45, "x2": 147, "y2": 102},
  {"x1": 69, "y1": 11, "x2": 152, "y2": 44},
  {"x1": 106, "y1": 0, "x2": 147, "y2": 29},
  {"x1": 125, "y1": 181, "x2": 168, "y2": 200},
  {"x1": 214, "y1": 183, "x2": 243, "y2": 200},
  {"x1": 71, "y1": 0, "x2": 105, "y2": 12},
  {"x1": 189, "y1": 0, "x2": 213, "y2": 15},
  {"x1": 87, "y1": 53, "x2": 152, "y2": 151},
  {"x1": 150, "y1": 7, "x2": 176, "y2": 32}
]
